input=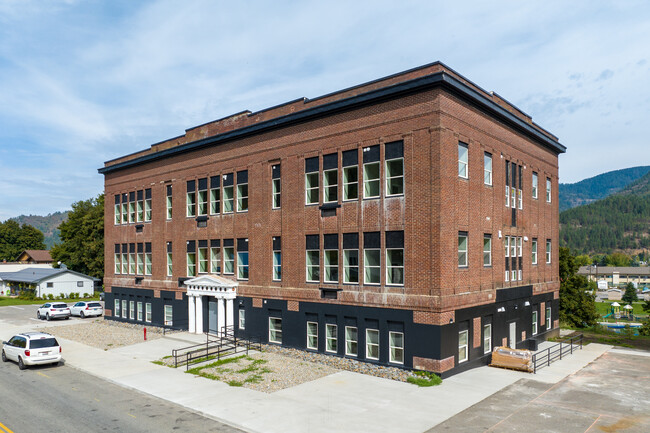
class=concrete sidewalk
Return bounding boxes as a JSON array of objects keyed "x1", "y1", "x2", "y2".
[{"x1": 0, "y1": 323, "x2": 613, "y2": 433}]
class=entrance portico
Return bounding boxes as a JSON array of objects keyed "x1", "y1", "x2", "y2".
[{"x1": 184, "y1": 275, "x2": 238, "y2": 335}]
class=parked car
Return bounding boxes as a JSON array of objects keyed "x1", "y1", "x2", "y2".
[
  {"x1": 2, "y1": 332, "x2": 62, "y2": 370},
  {"x1": 70, "y1": 301, "x2": 103, "y2": 318},
  {"x1": 36, "y1": 303, "x2": 71, "y2": 321}
]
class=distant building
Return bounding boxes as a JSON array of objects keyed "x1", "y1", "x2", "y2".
[
  {"x1": 578, "y1": 266, "x2": 650, "y2": 287},
  {"x1": 15, "y1": 250, "x2": 53, "y2": 265},
  {"x1": 0, "y1": 265, "x2": 97, "y2": 298}
]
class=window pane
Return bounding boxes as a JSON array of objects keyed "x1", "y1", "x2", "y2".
[
  {"x1": 223, "y1": 186, "x2": 234, "y2": 213},
  {"x1": 305, "y1": 173, "x2": 319, "y2": 204},
  {"x1": 345, "y1": 326, "x2": 358, "y2": 356},
  {"x1": 343, "y1": 166, "x2": 358, "y2": 200},
  {"x1": 323, "y1": 169, "x2": 338, "y2": 203},
  {"x1": 363, "y1": 163, "x2": 380, "y2": 198},
  {"x1": 386, "y1": 159, "x2": 404, "y2": 196},
  {"x1": 237, "y1": 184, "x2": 248, "y2": 212},
  {"x1": 344, "y1": 250, "x2": 359, "y2": 284}
]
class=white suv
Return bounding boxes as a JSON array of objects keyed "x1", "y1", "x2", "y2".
[
  {"x1": 70, "y1": 301, "x2": 103, "y2": 318},
  {"x1": 37, "y1": 303, "x2": 71, "y2": 320},
  {"x1": 2, "y1": 332, "x2": 62, "y2": 370}
]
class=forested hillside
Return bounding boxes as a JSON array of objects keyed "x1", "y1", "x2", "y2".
[
  {"x1": 560, "y1": 172, "x2": 650, "y2": 253},
  {"x1": 9, "y1": 211, "x2": 68, "y2": 249},
  {"x1": 559, "y1": 165, "x2": 650, "y2": 211}
]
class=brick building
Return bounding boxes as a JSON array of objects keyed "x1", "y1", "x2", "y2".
[{"x1": 99, "y1": 62, "x2": 565, "y2": 377}]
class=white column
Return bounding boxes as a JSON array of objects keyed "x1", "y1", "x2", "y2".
[
  {"x1": 188, "y1": 295, "x2": 196, "y2": 333},
  {"x1": 217, "y1": 297, "x2": 225, "y2": 336},
  {"x1": 195, "y1": 295, "x2": 204, "y2": 334},
  {"x1": 226, "y1": 298, "x2": 234, "y2": 330}
]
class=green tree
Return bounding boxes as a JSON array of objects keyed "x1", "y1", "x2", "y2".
[
  {"x1": 0, "y1": 220, "x2": 46, "y2": 261},
  {"x1": 559, "y1": 247, "x2": 599, "y2": 328},
  {"x1": 622, "y1": 282, "x2": 638, "y2": 304},
  {"x1": 605, "y1": 252, "x2": 632, "y2": 267},
  {"x1": 50, "y1": 194, "x2": 104, "y2": 280},
  {"x1": 574, "y1": 254, "x2": 592, "y2": 267}
]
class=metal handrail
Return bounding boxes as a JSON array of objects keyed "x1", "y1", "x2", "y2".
[{"x1": 532, "y1": 333, "x2": 583, "y2": 373}]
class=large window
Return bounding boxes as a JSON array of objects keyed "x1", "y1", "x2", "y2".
[
  {"x1": 166, "y1": 242, "x2": 173, "y2": 277},
  {"x1": 137, "y1": 302, "x2": 143, "y2": 321},
  {"x1": 458, "y1": 142, "x2": 468, "y2": 178},
  {"x1": 273, "y1": 237, "x2": 281, "y2": 281},
  {"x1": 136, "y1": 191, "x2": 143, "y2": 222},
  {"x1": 198, "y1": 245, "x2": 208, "y2": 274},
  {"x1": 385, "y1": 155, "x2": 404, "y2": 196},
  {"x1": 323, "y1": 153, "x2": 338, "y2": 204},
  {"x1": 324, "y1": 234, "x2": 338, "y2": 283},
  {"x1": 532, "y1": 172, "x2": 538, "y2": 199},
  {"x1": 272, "y1": 164, "x2": 281, "y2": 209},
  {"x1": 343, "y1": 149, "x2": 358, "y2": 201},
  {"x1": 239, "y1": 309, "x2": 245, "y2": 329},
  {"x1": 269, "y1": 317, "x2": 282, "y2": 344},
  {"x1": 345, "y1": 326, "x2": 358, "y2": 357},
  {"x1": 306, "y1": 235, "x2": 320, "y2": 283},
  {"x1": 237, "y1": 238, "x2": 249, "y2": 280},
  {"x1": 164, "y1": 305, "x2": 173, "y2": 326},
  {"x1": 198, "y1": 178, "x2": 208, "y2": 216},
  {"x1": 343, "y1": 233, "x2": 359, "y2": 284},
  {"x1": 145, "y1": 243, "x2": 152, "y2": 276},
  {"x1": 363, "y1": 145, "x2": 380, "y2": 198},
  {"x1": 224, "y1": 243, "x2": 235, "y2": 274},
  {"x1": 305, "y1": 157, "x2": 319, "y2": 205},
  {"x1": 483, "y1": 235, "x2": 492, "y2": 267},
  {"x1": 129, "y1": 301, "x2": 135, "y2": 320},
  {"x1": 389, "y1": 331, "x2": 404, "y2": 364},
  {"x1": 546, "y1": 177, "x2": 552, "y2": 203},
  {"x1": 144, "y1": 189, "x2": 152, "y2": 222},
  {"x1": 210, "y1": 242, "x2": 221, "y2": 274},
  {"x1": 483, "y1": 323, "x2": 492, "y2": 354},
  {"x1": 532, "y1": 310, "x2": 538, "y2": 335},
  {"x1": 122, "y1": 300, "x2": 127, "y2": 319},
  {"x1": 326, "y1": 324, "x2": 337, "y2": 353},
  {"x1": 532, "y1": 239, "x2": 538, "y2": 265},
  {"x1": 222, "y1": 173, "x2": 234, "y2": 213},
  {"x1": 546, "y1": 306, "x2": 551, "y2": 330},
  {"x1": 187, "y1": 252, "x2": 196, "y2": 277},
  {"x1": 145, "y1": 303, "x2": 152, "y2": 323},
  {"x1": 386, "y1": 231, "x2": 404, "y2": 286},
  {"x1": 364, "y1": 249, "x2": 380, "y2": 285},
  {"x1": 121, "y1": 195, "x2": 128, "y2": 224},
  {"x1": 237, "y1": 170, "x2": 248, "y2": 212},
  {"x1": 484, "y1": 152, "x2": 492, "y2": 185},
  {"x1": 166, "y1": 185, "x2": 173, "y2": 220},
  {"x1": 129, "y1": 245, "x2": 136, "y2": 275},
  {"x1": 307, "y1": 321, "x2": 318, "y2": 350},
  {"x1": 458, "y1": 330, "x2": 468, "y2": 363},
  {"x1": 121, "y1": 246, "x2": 128, "y2": 275},
  {"x1": 114, "y1": 299, "x2": 120, "y2": 317},
  {"x1": 546, "y1": 239, "x2": 552, "y2": 264},
  {"x1": 210, "y1": 176, "x2": 220, "y2": 215},
  {"x1": 136, "y1": 244, "x2": 144, "y2": 275},
  {"x1": 129, "y1": 193, "x2": 136, "y2": 223},
  {"x1": 366, "y1": 329, "x2": 379, "y2": 360},
  {"x1": 114, "y1": 247, "x2": 121, "y2": 274},
  {"x1": 114, "y1": 196, "x2": 121, "y2": 225},
  {"x1": 458, "y1": 232, "x2": 468, "y2": 267},
  {"x1": 186, "y1": 180, "x2": 196, "y2": 217}
]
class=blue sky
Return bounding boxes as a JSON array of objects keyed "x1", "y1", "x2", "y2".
[{"x1": 1, "y1": 0, "x2": 649, "y2": 220}]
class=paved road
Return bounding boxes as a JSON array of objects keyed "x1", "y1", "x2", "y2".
[
  {"x1": 428, "y1": 349, "x2": 650, "y2": 432},
  {"x1": 0, "y1": 303, "x2": 90, "y2": 328},
  {"x1": 0, "y1": 358, "x2": 243, "y2": 433}
]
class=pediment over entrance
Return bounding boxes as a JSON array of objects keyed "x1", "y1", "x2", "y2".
[{"x1": 184, "y1": 275, "x2": 238, "y2": 299}]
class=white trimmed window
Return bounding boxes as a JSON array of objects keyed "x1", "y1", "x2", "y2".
[
  {"x1": 323, "y1": 168, "x2": 338, "y2": 203},
  {"x1": 326, "y1": 324, "x2": 337, "y2": 353},
  {"x1": 145, "y1": 192, "x2": 151, "y2": 221},
  {"x1": 210, "y1": 247, "x2": 221, "y2": 274},
  {"x1": 237, "y1": 250, "x2": 249, "y2": 280},
  {"x1": 483, "y1": 235, "x2": 492, "y2": 267},
  {"x1": 324, "y1": 248, "x2": 338, "y2": 283},
  {"x1": 187, "y1": 252, "x2": 196, "y2": 277},
  {"x1": 222, "y1": 177, "x2": 234, "y2": 213},
  {"x1": 198, "y1": 185, "x2": 208, "y2": 216},
  {"x1": 137, "y1": 250, "x2": 144, "y2": 275},
  {"x1": 305, "y1": 172, "x2": 319, "y2": 205},
  {"x1": 483, "y1": 323, "x2": 492, "y2": 354},
  {"x1": 364, "y1": 249, "x2": 380, "y2": 284},
  {"x1": 307, "y1": 321, "x2": 318, "y2": 350},
  {"x1": 389, "y1": 331, "x2": 404, "y2": 364},
  {"x1": 121, "y1": 251, "x2": 128, "y2": 275},
  {"x1": 532, "y1": 310, "x2": 538, "y2": 335},
  {"x1": 484, "y1": 152, "x2": 492, "y2": 185},
  {"x1": 505, "y1": 185, "x2": 510, "y2": 208},
  {"x1": 458, "y1": 142, "x2": 468, "y2": 178},
  {"x1": 198, "y1": 247, "x2": 208, "y2": 274},
  {"x1": 546, "y1": 177, "x2": 552, "y2": 203},
  {"x1": 532, "y1": 172, "x2": 538, "y2": 199},
  {"x1": 546, "y1": 240, "x2": 552, "y2": 264},
  {"x1": 345, "y1": 326, "x2": 358, "y2": 357},
  {"x1": 145, "y1": 248, "x2": 152, "y2": 276},
  {"x1": 532, "y1": 239, "x2": 538, "y2": 265},
  {"x1": 145, "y1": 303, "x2": 152, "y2": 323},
  {"x1": 137, "y1": 197, "x2": 143, "y2": 222},
  {"x1": 210, "y1": 182, "x2": 220, "y2": 215},
  {"x1": 167, "y1": 251, "x2": 173, "y2": 277},
  {"x1": 366, "y1": 329, "x2": 379, "y2": 360},
  {"x1": 458, "y1": 232, "x2": 468, "y2": 267},
  {"x1": 114, "y1": 299, "x2": 120, "y2": 317},
  {"x1": 186, "y1": 189, "x2": 196, "y2": 217},
  {"x1": 129, "y1": 200, "x2": 136, "y2": 223},
  {"x1": 546, "y1": 306, "x2": 551, "y2": 329},
  {"x1": 129, "y1": 251, "x2": 136, "y2": 275},
  {"x1": 273, "y1": 248, "x2": 282, "y2": 281},
  {"x1": 343, "y1": 165, "x2": 358, "y2": 201},
  {"x1": 458, "y1": 330, "x2": 468, "y2": 363},
  {"x1": 386, "y1": 248, "x2": 404, "y2": 285},
  {"x1": 344, "y1": 249, "x2": 359, "y2": 284},
  {"x1": 363, "y1": 161, "x2": 380, "y2": 199},
  {"x1": 517, "y1": 237, "x2": 523, "y2": 280},
  {"x1": 239, "y1": 309, "x2": 245, "y2": 329},
  {"x1": 306, "y1": 249, "x2": 320, "y2": 282},
  {"x1": 137, "y1": 302, "x2": 143, "y2": 321},
  {"x1": 272, "y1": 177, "x2": 281, "y2": 209},
  {"x1": 518, "y1": 188, "x2": 523, "y2": 210},
  {"x1": 224, "y1": 246, "x2": 234, "y2": 274},
  {"x1": 114, "y1": 200, "x2": 120, "y2": 225},
  {"x1": 505, "y1": 236, "x2": 510, "y2": 282},
  {"x1": 164, "y1": 305, "x2": 173, "y2": 326},
  {"x1": 237, "y1": 173, "x2": 248, "y2": 212},
  {"x1": 385, "y1": 157, "x2": 404, "y2": 196},
  {"x1": 122, "y1": 300, "x2": 127, "y2": 319},
  {"x1": 166, "y1": 188, "x2": 172, "y2": 220},
  {"x1": 269, "y1": 317, "x2": 282, "y2": 344},
  {"x1": 121, "y1": 201, "x2": 128, "y2": 224},
  {"x1": 114, "y1": 253, "x2": 121, "y2": 274}
]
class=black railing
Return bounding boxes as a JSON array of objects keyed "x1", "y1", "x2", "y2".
[
  {"x1": 532, "y1": 334, "x2": 583, "y2": 373},
  {"x1": 170, "y1": 325, "x2": 262, "y2": 370}
]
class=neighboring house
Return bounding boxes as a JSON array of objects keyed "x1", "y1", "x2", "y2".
[
  {"x1": 607, "y1": 288, "x2": 622, "y2": 301},
  {"x1": 15, "y1": 250, "x2": 53, "y2": 264},
  {"x1": 99, "y1": 62, "x2": 565, "y2": 378},
  {"x1": 0, "y1": 265, "x2": 97, "y2": 298},
  {"x1": 578, "y1": 266, "x2": 650, "y2": 287}
]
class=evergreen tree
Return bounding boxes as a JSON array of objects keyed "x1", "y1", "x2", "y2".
[
  {"x1": 559, "y1": 247, "x2": 599, "y2": 328},
  {"x1": 622, "y1": 282, "x2": 638, "y2": 303}
]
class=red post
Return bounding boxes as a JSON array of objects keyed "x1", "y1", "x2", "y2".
[{"x1": 144, "y1": 327, "x2": 147, "y2": 341}]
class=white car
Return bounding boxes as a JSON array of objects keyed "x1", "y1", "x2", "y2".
[
  {"x1": 70, "y1": 301, "x2": 103, "y2": 318},
  {"x1": 37, "y1": 303, "x2": 71, "y2": 321},
  {"x1": 2, "y1": 332, "x2": 62, "y2": 370}
]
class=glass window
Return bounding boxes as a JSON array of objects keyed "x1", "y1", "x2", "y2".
[
  {"x1": 531, "y1": 239, "x2": 537, "y2": 265},
  {"x1": 237, "y1": 251, "x2": 249, "y2": 280},
  {"x1": 273, "y1": 250, "x2": 282, "y2": 281},
  {"x1": 306, "y1": 249, "x2": 320, "y2": 282},
  {"x1": 122, "y1": 300, "x2": 127, "y2": 319},
  {"x1": 483, "y1": 324, "x2": 492, "y2": 354},
  {"x1": 532, "y1": 172, "x2": 538, "y2": 199},
  {"x1": 137, "y1": 251, "x2": 144, "y2": 275},
  {"x1": 129, "y1": 201, "x2": 136, "y2": 223},
  {"x1": 344, "y1": 249, "x2": 359, "y2": 284},
  {"x1": 187, "y1": 252, "x2": 196, "y2": 277},
  {"x1": 114, "y1": 202, "x2": 120, "y2": 225},
  {"x1": 167, "y1": 252, "x2": 173, "y2": 277},
  {"x1": 458, "y1": 142, "x2": 468, "y2": 178},
  {"x1": 505, "y1": 185, "x2": 510, "y2": 208},
  {"x1": 458, "y1": 330, "x2": 468, "y2": 363},
  {"x1": 518, "y1": 189, "x2": 523, "y2": 210},
  {"x1": 389, "y1": 331, "x2": 404, "y2": 364},
  {"x1": 223, "y1": 185, "x2": 234, "y2": 213},
  {"x1": 210, "y1": 247, "x2": 221, "y2": 274},
  {"x1": 305, "y1": 172, "x2": 319, "y2": 205},
  {"x1": 458, "y1": 233, "x2": 468, "y2": 267},
  {"x1": 166, "y1": 195, "x2": 172, "y2": 220},
  {"x1": 145, "y1": 194, "x2": 152, "y2": 221},
  {"x1": 366, "y1": 329, "x2": 379, "y2": 360},
  {"x1": 145, "y1": 251, "x2": 152, "y2": 276},
  {"x1": 164, "y1": 305, "x2": 173, "y2": 326},
  {"x1": 546, "y1": 307, "x2": 551, "y2": 329},
  {"x1": 198, "y1": 190, "x2": 208, "y2": 216},
  {"x1": 272, "y1": 178, "x2": 281, "y2": 209},
  {"x1": 323, "y1": 168, "x2": 338, "y2": 203},
  {"x1": 137, "y1": 199, "x2": 143, "y2": 222},
  {"x1": 114, "y1": 299, "x2": 120, "y2": 317},
  {"x1": 364, "y1": 249, "x2": 380, "y2": 284},
  {"x1": 269, "y1": 317, "x2": 282, "y2": 344},
  {"x1": 137, "y1": 302, "x2": 143, "y2": 321},
  {"x1": 122, "y1": 252, "x2": 128, "y2": 274},
  {"x1": 483, "y1": 236, "x2": 492, "y2": 266},
  {"x1": 210, "y1": 186, "x2": 220, "y2": 215},
  {"x1": 546, "y1": 240, "x2": 552, "y2": 264},
  {"x1": 307, "y1": 321, "x2": 318, "y2": 350},
  {"x1": 186, "y1": 191, "x2": 196, "y2": 217},
  {"x1": 122, "y1": 201, "x2": 128, "y2": 224},
  {"x1": 324, "y1": 249, "x2": 339, "y2": 283},
  {"x1": 239, "y1": 309, "x2": 245, "y2": 329},
  {"x1": 114, "y1": 253, "x2": 121, "y2": 274},
  {"x1": 224, "y1": 247, "x2": 234, "y2": 274},
  {"x1": 385, "y1": 158, "x2": 404, "y2": 196},
  {"x1": 343, "y1": 166, "x2": 358, "y2": 200},
  {"x1": 386, "y1": 248, "x2": 404, "y2": 285},
  {"x1": 345, "y1": 326, "x2": 358, "y2": 357},
  {"x1": 363, "y1": 162, "x2": 380, "y2": 198},
  {"x1": 129, "y1": 252, "x2": 136, "y2": 275},
  {"x1": 237, "y1": 183, "x2": 248, "y2": 212},
  {"x1": 484, "y1": 153, "x2": 492, "y2": 185},
  {"x1": 546, "y1": 178, "x2": 552, "y2": 203},
  {"x1": 198, "y1": 247, "x2": 208, "y2": 274},
  {"x1": 532, "y1": 310, "x2": 538, "y2": 335},
  {"x1": 145, "y1": 303, "x2": 152, "y2": 322},
  {"x1": 326, "y1": 324, "x2": 337, "y2": 353}
]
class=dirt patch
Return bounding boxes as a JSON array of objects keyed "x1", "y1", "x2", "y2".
[{"x1": 47, "y1": 319, "x2": 167, "y2": 350}]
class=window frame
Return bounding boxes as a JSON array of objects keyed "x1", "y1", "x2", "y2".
[
  {"x1": 323, "y1": 167, "x2": 338, "y2": 204},
  {"x1": 343, "y1": 249, "x2": 359, "y2": 284},
  {"x1": 236, "y1": 182, "x2": 248, "y2": 212},
  {"x1": 269, "y1": 317, "x2": 282, "y2": 344},
  {"x1": 122, "y1": 299, "x2": 127, "y2": 319},
  {"x1": 458, "y1": 142, "x2": 468, "y2": 179},
  {"x1": 483, "y1": 152, "x2": 492, "y2": 186},
  {"x1": 546, "y1": 240, "x2": 552, "y2": 264},
  {"x1": 222, "y1": 184, "x2": 234, "y2": 214},
  {"x1": 238, "y1": 308, "x2": 245, "y2": 329},
  {"x1": 114, "y1": 253, "x2": 121, "y2": 275},
  {"x1": 326, "y1": 324, "x2": 338, "y2": 353},
  {"x1": 458, "y1": 233, "x2": 468, "y2": 268},
  {"x1": 546, "y1": 177, "x2": 552, "y2": 203},
  {"x1": 210, "y1": 185, "x2": 220, "y2": 215},
  {"x1": 166, "y1": 194, "x2": 173, "y2": 220},
  {"x1": 223, "y1": 246, "x2": 235, "y2": 274},
  {"x1": 365, "y1": 328, "x2": 379, "y2": 361},
  {"x1": 532, "y1": 172, "x2": 538, "y2": 199},
  {"x1": 324, "y1": 248, "x2": 339, "y2": 283},
  {"x1": 532, "y1": 239, "x2": 538, "y2": 265},
  {"x1": 305, "y1": 172, "x2": 319, "y2": 205},
  {"x1": 198, "y1": 247, "x2": 208, "y2": 274},
  {"x1": 345, "y1": 326, "x2": 358, "y2": 357},
  {"x1": 237, "y1": 250, "x2": 249, "y2": 280},
  {"x1": 389, "y1": 331, "x2": 404, "y2": 364},
  {"x1": 186, "y1": 191, "x2": 196, "y2": 217},
  {"x1": 210, "y1": 247, "x2": 221, "y2": 274},
  {"x1": 483, "y1": 323, "x2": 492, "y2": 354},
  {"x1": 114, "y1": 299, "x2": 120, "y2": 317},
  {"x1": 137, "y1": 302, "x2": 143, "y2": 321},
  {"x1": 458, "y1": 330, "x2": 468, "y2": 363},
  {"x1": 164, "y1": 305, "x2": 173, "y2": 326},
  {"x1": 167, "y1": 251, "x2": 173, "y2": 277},
  {"x1": 532, "y1": 310, "x2": 538, "y2": 335},
  {"x1": 546, "y1": 306, "x2": 551, "y2": 330},
  {"x1": 386, "y1": 248, "x2": 404, "y2": 286},
  {"x1": 343, "y1": 165, "x2": 358, "y2": 201},
  {"x1": 273, "y1": 249, "x2": 282, "y2": 282},
  {"x1": 272, "y1": 177, "x2": 281, "y2": 209},
  {"x1": 186, "y1": 252, "x2": 196, "y2": 277},
  {"x1": 363, "y1": 248, "x2": 380, "y2": 285},
  {"x1": 385, "y1": 157, "x2": 404, "y2": 196},
  {"x1": 145, "y1": 303, "x2": 152, "y2": 323},
  {"x1": 306, "y1": 249, "x2": 320, "y2": 283},
  {"x1": 363, "y1": 161, "x2": 380, "y2": 199},
  {"x1": 483, "y1": 235, "x2": 492, "y2": 267},
  {"x1": 306, "y1": 321, "x2": 318, "y2": 350}
]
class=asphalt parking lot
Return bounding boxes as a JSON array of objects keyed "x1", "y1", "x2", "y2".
[
  {"x1": 0, "y1": 303, "x2": 101, "y2": 327},
  {"x1": 429, "y1": 349, "x2": 650, "y2": 433}
]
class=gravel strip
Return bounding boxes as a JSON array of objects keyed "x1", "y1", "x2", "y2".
[{"x1": 47, "y1": 319, "x2": 168, "y2": 350}]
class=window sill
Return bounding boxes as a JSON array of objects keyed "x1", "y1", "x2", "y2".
[
  {"x1": 385, "y1": 283, "x2": 404, "y2": 287},
  {"x1": 362, "y1": 196, "x2": 380, "y2": 200},
  {"x1": 385, "y1": 193, "x2": 404, "y2": 198}
]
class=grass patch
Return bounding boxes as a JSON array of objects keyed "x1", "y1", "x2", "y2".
[
  {"x1": 407, "y1": 371, "x2": 442, "y2": 387},
  {"x1": 151, "y1": 360, "x2": 165, "y2": 366},
  {"x1": 184, "y1": 354, "x2": 273, "y2": 387},
  {"x1": 227, "y1": 380, "x2": 243, "y2": 387},
  {"x1": 0, "y1": 295, "x2": 100, "y2": 307}
]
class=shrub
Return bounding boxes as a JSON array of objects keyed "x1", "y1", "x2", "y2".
[
  {"x1": 47, "y1": 294, "x2": 54, "y2": 300},
  {"x1": 407, "y1": 371, "x2": 442, "y2": 387}
]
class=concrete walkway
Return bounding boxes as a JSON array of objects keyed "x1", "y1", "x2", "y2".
[{"x1": 0, "y1": 323, "x2": 614, "y2": 433}]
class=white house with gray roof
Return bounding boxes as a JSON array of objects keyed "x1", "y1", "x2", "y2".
[{"x1": 0, "y1": 265, "x2": 98, "y2": 298}]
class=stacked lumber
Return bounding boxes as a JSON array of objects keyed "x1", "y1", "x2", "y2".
[{"x1": 489, "y1": 346, "x2": 533, "y2": 372}]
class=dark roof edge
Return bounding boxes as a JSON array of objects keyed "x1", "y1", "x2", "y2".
[{"x1": 99, "y1": 71, "x2": 565, "y2": 175}]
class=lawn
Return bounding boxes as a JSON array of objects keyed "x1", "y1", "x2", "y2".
[
  {"x1": 595, "y1": 300, "x2": 646, "y2": 318},
  {"x1": 0, "y1": 295, "x2": 100, "y2": 307}
]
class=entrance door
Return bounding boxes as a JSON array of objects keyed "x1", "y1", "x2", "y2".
[
  {"x1": 208, "y1": 300, "x2": 218, "y2": 334},
  {"x1": 509, "y1": 322, "x2": 517, "y2": 349}
]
